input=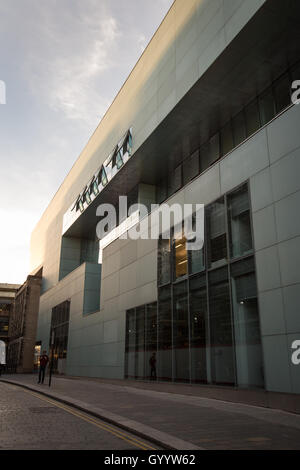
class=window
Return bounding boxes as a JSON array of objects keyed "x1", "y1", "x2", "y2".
[
  {"x1": 188, "y1": 212, "x2": 205, "y2": 275},
  {"x1": 207, "y1": 198, "x2": 227, "y2": 267},
  {"x1": 259, "y1": 87, "x2": 276, "y2": 126},
  {"x1": 274, "y1": 72, "x2": 291, "y2": 114},
  {"x1": 98, "y1": 167, "x2": 108, "y2": 187},
  {"x1": 245, "y1": 99, "x2": 260, "y2": 137},
  {"x1": 50, "y1": 301, "x2": 70, "y2": 373},
  {"x1": 173, "y1": 281, "x2": 189, "y2": 382},
  {"x1": 183, "y1": 150, "x2": 199, "y2": 185},
  {"x1": 200, "y1": 133, "x2": 220, "y2": 171},
  {"x1": 158, "y1": 286, "x2": 172, "y2": 381},
  {"x1": 227, "y1": 184, "x2": 253, "y2": 259},
  {"x1": 92, "y1": 180, "x2": 99, "y2": 196},
  {"x1": 232, "y1": 110, "x2": 246, "y2": 147},
  {"x1": 209, "y1": 268, "x2": 235, "y2": 386},
  {"x1": 85, "y1": 190, "x2": 91, "y2": 205},
  {"x1": 230, "y1": 258, "x2": 264, "y2": 388},
  {"x1": 220, "y1": 121, "x2": 234, "y2": 156},
  {"x1": 125, "y1": 309, "x2": 136, "y2": 379},
  {"x1": 145, "y1": 303, "x2": 157, "y2": 380},
  {"x1": 158, "y1": 237, "x2": 171, "y2": 285},
  {"x1": 157, "y1": 178, "x2": 167, "y2": 204},
  {"x1": 189, "y1": 275, "x2": 207, "y2": 384},
  {"x1": 135, "y1": 306, "x2": 145, "y2": 379},
  {"x1": 173, "y1": 225, "x2": 188, "y2": 280},
  {"x1": 168, "y1": 164, "x2": 182, "y2": 197}
]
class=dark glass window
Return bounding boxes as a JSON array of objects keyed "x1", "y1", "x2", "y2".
[
  {"x1": 259, "y1": 87, "x2": 276, "y2": 126},
  {"x1": 189, "y1": 275, "x2": 207, "y2": 384},
  {"x1": 0, "y1": 317, "x2": 9, "y2": 336},
  {"x1": 220, "y1": 121, "x2": 234, "y2": 156},
  {"x1": 50, "y1": 301, "x2": 70, "y2": 373},
  {"x1": 158, "y1": 286, "x2": 172, "y2": 381},
  {"x1": 135, "y1": 306, "x2": 145, "y2": 379},
  {"x1": 99, "y1": 167, "x2": 108, "y2": 187},
  {"x1": 209, "y1": 268, "x2": 235, "y2": 386},
  {"x1": 158, "y1": 237, "x2": 171, "y2": 286},
  {"x1": 245, "y1": 99, "x2": 260, "y2": 137},
  {"x1": 200, "y1": 133, "x2": 220, "y2": 171},
  {"x1": 230, "y1": 258, "x2": 264, "y2": 388},
  {"x1": 145, "y1": 303, "x2": 157, "y2": 380},
  {"x1": 227, "y1": 184, "x2": 253, "y2": 259},
  {"x1": 125, "y1": 309, "x2": 135, "y2": 379},
  {"x1": 173, "y1": 281, "x2": 189, "y2": 382},
  {"x1": 157, "y1": 178, "x2": 167, "y2": 204},
  {"x1": 232, "y1": 110, "x2": 246, "y2": 147},
  {"x1": 183, "y1": 150, "x2": 199, "y2": 185},
  {"x1": 168, "y1": 165, "x2": 182, "y2": 197},
  {"x1": 274, "y1": 72, "x2": 291, "y2": 114},
  {"x1": 207, "y1": 198, "x2": 227, "y2": 267},
  {"x1": 188, "y1": 213, "x2": 205, "y2": 275},
  {"x1": 291, "y1": 61, "x2": 300, "y2": 81}
]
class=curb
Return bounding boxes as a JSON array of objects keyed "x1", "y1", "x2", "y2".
[{"x1": 0, "y1": 378, "x2": 202, "y2": 451}]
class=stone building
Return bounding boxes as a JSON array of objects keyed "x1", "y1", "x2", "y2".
[
  {"x1": 7, "y1": 269, "x2": 42, "y2": 373},
  {"x1": 0, "y1": 284, "x2": 20, "y2": 345}
]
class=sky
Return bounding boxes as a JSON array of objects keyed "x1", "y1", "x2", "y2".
[{"x1": 0, "y1": 0, "x2": 174, "y2": 284}]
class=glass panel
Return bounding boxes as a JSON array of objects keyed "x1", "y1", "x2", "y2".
[
  {"x1": 157, "y1": 178, "x2": 167, "y2": 204},
  {"x1": 116, "y1": 150, "x2": 124, "y2": 169},
  {"x1": 173, "y1": 281, "x2": 189, "y2": 382},
  {"x1": 259, "y1": 87, "x2": 275, "y2": 126},
  {"x1": 190, "y1": 275, "x2": 207, "y2": 384},
  {"x1": 274, "y1": 72, "x2": 291, "y2": 114},
  {"x1": 145, "y1": 303, "x2": 157, "y2": 380},
  {"x1": 158, "y1": 237, "x2": 171, "y2": 286},
  {"x1": 207, "y1": 198, "x2": 227, "y2": 268},
  {"x1": 125, "y1": 309, "x2": 135, "y2": 379},
  {"x1": 200, "y1": 133, "x2": 220, "y2": 171},
  {"x1": 245, "y1": 99, "x2": 260, "y2": 137},
  {"x1": 209, "y1": 268, "x2": 235, "y2": 386},
  {"x1": 173, "y1": 225, "x2": 188, "y2": 280},
  {"x1": 230, "y1": 259, "x2": 264, "y2": 388},
  {"x1": 183, "y1": 150, "x2": 199, "y2": 186},
  {"x1": 135, "y1": 306, "x2": 145, "y2": 379},
  {"x1": 227, "y1": 185, "x2": 253, "y2": 259},
  {"x1": 188, "y1": 213, "x2": 205, "y2": 275},
  {"x1": 220, "y1": 121, "x2": 234, "y2": 156},
  {"x1": 158, "y1": 286, "x2": 172, "y2": 381},
  {"x1": 232, "y1": 110, "x2": 246, "y2": 147},
  {"x1": 168, "y1": 165, "x2": 182, "y2": 197},
  {"x1": 291, "y1": 61, "x2": 300, "y2": 81}
]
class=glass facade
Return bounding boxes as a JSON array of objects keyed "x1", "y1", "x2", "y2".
[
  {"x1": 125, "y1": 183, "x2": 264, "y2": 389},
  {"x1": 155, "y1": 63, "x2": 297, "y2": 206},
  {"x1": 50, "y1": 300, "x2": 70, "y2": 372}
]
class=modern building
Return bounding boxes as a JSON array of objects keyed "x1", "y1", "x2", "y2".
[
  {"x1": 31, "y1": 0, "x2": 300, "y2": 401},
  {"x1": 0, "y1": 284, "x2": 20, "y2": 345},
  {"x1": 7, "y1": 270, "x2": 42, "y2": 373}
]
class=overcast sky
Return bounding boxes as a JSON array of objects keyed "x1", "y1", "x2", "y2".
[{"x1": 0, "y1": 0, "x2": 174, "y2": 284}]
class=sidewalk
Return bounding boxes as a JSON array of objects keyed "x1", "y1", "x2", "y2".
[{"x1": 1, "y1": 374, "x2": 300, "y2": 450}]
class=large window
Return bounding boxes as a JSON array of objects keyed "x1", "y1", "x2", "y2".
[
  {"x1": 146, "y1": 182, "x2": 264, "y2": 388},
  {"x1": 50, "y1": 300, "x2": 70, "y2": 373},
  {"x1": 227, "y1": 184, "x2": 253, "y2": 259}
]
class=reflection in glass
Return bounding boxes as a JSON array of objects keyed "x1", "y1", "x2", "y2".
[
  {"x1": 190, "y1": 275, "x2": 207, "y2": 383},
  {"x1": 183, "y1": 150, "x2": 199, "y2": 185},
  {"x1": 168, "y1": 165, "x2": 182, "y2": 197},
  {"x1": 200, "y1": 133, "x2": 220, "y2": 171},
  {"x1": 227, "y1": 185, "x2": 253, "y2": 259},
  {"x1": 158, "y1": 237, "x2": 171, "y2": 285},
  {"x1": 188, "y1": 213, "x2": 205, "y2": 274},
  {"x1": 209, "y1": 268, "x2": 235, "y2": 385},
  {"x1": 207, "y1": 198, "x2": 227, "y2": 267},
  {"x1": 230, "y1": 259, "x2": 264, "y2": 388},
  {"x1": 221, "y1": 121, "x2": 234, "y2": 156},
  {"x1": 158, "y1": 286, "x2": 172, "y2": 381},
  {"x1": 173, "y1": 281, "x2": 189, "y2": 382}
]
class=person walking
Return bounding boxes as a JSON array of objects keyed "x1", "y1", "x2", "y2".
[
  {"x1": 38, "y1": 350, "x2": 49, "y2": 384},
  {"x1": 149, "y1": 352, "x2": 157, "y2": 380}
]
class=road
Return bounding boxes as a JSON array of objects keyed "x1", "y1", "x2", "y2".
[{"x1": 0, "y1": 382, "x2": 158, "y2": 450}]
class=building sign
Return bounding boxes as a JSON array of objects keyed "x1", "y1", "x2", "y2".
[{"x1": 0, "y1": 340, "x2": 6, "y2": 365}]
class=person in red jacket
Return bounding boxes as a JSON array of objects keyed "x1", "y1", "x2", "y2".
[{"x1": 38, "y1": 350, "x2": 49, "y2": 384}]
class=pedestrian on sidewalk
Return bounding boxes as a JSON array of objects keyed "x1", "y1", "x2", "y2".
[
  {"x1": 38, "y1": 350, "x2": 49, "y2": 384},
  {"x1": 149, "y1": 352, "x2": 157, "y2": 380}
]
